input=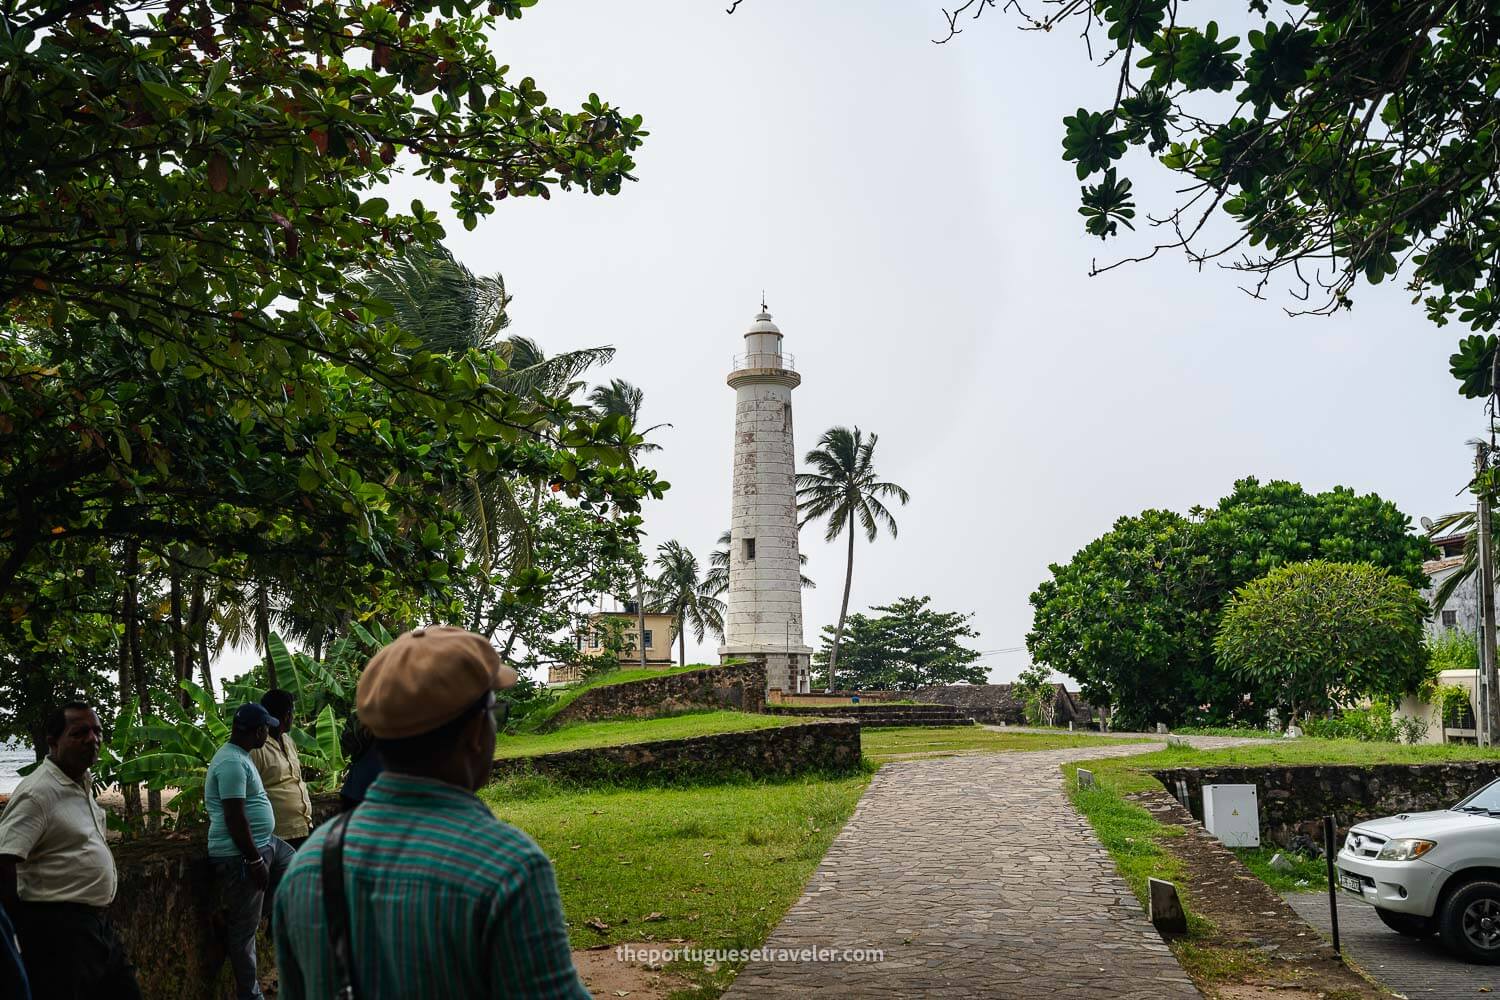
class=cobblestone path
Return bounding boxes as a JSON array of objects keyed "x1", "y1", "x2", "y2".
[{"x1": 725, "y1": 739, "x2": 1240, "y2": 999}]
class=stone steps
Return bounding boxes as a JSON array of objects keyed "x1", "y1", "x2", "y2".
[{"x1": 763, "y1": 704, "x2": 976, "y2": 727}]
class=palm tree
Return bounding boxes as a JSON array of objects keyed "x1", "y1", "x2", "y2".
[
  {"x1": 796, "y1": 427, "x2": 909, "y2": 691},
  {"x1": 704, "y1": 528, "x2": 815, "y2": 597},
  {"x1": 589, "y1": 378, "x2": 671, "y2": 665},
  {"x1": 646, "y1": 541, "x2": 725, "y2": 666},
  {"x1": 588, "y1": 378, "x2": 670, "y2": 450},
  {"x1": 358, "y1": 244, "x2": 615, "y2": 599}
]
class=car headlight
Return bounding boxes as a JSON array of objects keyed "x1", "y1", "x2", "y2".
[{"x1": 1376, "y1": 838, "x2": 1437, "y2": 861}]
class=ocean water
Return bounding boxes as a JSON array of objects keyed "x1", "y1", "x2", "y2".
[{"x1": 1, "y1": 740, "x2": 33, "y2": 794}]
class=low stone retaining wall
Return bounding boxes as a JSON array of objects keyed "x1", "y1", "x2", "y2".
[
  {"x1": 546, "y1": 661, "x2": 767, "y2": 729},
  {"x1": 492, "y1": 719, "x2": 862, "y2": 784},
  {"x1": 763, "y1": 704, "x2": 974, "y2": 728},
  {"x1": 770, "y1": 691, "x2": 911, "y2": 706},
  {"x1": 908, "y1": 683, "x2": 1099, "y2": 727},
  {"x1": 1153, "y1": 761, "x2": 1500, "y2": 846},
  {"x1": 102, "y1": 794, "x2": 342, "y2": 998}
]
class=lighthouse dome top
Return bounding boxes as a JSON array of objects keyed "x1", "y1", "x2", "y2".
[{"x1": 745, "y1": 303, "x2": 781, "y2": 338}]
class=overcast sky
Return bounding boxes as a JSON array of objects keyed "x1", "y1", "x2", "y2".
[{"x1": 238, "y1": 1, "x2": 1482, "y2": 685}]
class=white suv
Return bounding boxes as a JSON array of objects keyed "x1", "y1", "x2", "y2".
[{"x1": 1335, "y1": 777, "x2": 1500, "y2": 963}]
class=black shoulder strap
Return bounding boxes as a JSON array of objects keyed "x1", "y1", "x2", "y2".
[{"x1": 321, "y1": 809, "x2": 360, "y2": 1000}]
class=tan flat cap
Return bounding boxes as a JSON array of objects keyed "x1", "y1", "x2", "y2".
[{"x1": 356, "y1": 626, "x2": 519, "y2": 739}]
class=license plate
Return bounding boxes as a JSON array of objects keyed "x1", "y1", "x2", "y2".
[{"x1": 1338, "y1": 872, "x2": 1364, "y2": 894}]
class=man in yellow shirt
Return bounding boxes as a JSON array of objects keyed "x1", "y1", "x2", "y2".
[{"x1": 249, "y1": 690, "x2": 313, "y2": 847}]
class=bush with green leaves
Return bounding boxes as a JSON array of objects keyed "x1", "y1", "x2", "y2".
[
  {"x1": 1304, "y1": 702, "x2": 1428, "y2": 746},
  {"x1": 1028, "y1": 478, "x2": 1431, "y2": 729},
  {"x1": 1428, "y1": 628, "x2": 1480, "y2": 673},
  {"x1": 1437, "y1": 684, "x2": 1477, "y2": 729},
  {"x1": 1013, "y1": 662, "x2": 1058, "y2": 728},
  {"x1": 1214, "y1": 560, "x2": 1429, "y2": 723}
]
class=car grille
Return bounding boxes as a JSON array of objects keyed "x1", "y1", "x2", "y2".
[{"x1": 1344, "y1": 830, "x2": 1387, "y2": 858}]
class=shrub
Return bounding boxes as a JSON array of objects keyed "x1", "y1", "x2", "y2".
[
  {"x1": 1428, "y1": 628, "x2": 1480, "y2": 672},
  {"x1": 1215, "y1": 560, "x2": 1429, "y2": 721},
  {"x1": 1304, "y1": 702, "x2": 1428, "y2": 744}
]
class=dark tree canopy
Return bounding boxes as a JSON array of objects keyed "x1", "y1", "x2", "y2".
[
  {"x1": 0, "y1": 0, "x2": 666, "y2": 766},
  {"x1": 1, "y1": 0, "x2": 653, "y2": 599},
  {"x1": 1026, "y1": 477, "x2": 1432, "y2": 728},
  {"x1": 812, "y1": 595, "x2": 984, "y2": 691}
]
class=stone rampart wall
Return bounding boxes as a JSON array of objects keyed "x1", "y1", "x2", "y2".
[
  {"x1": 546, "y1": 661, "x2": 767, "y2": 728},
  {"x1": 1152, "y1": 761, "x2": 1500, "y2": 846},
  {"x1": 909, "y1": 683, "x2": 1097, "y2": 727},
  {"x1": 98, "y1": 793, "x2": 340, "y2": 998},
  {"x1": 492, "y1": 719, "x2": 861, "y2": 785}
]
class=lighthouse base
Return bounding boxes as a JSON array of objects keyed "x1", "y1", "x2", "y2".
[{"x1": 718, "y1": 645, "x2": 813, "y2": 697}]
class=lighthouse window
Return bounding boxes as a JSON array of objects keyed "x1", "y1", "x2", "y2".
[{"x1": 744, "y1": 538, "x2": 756, "y2": 561}]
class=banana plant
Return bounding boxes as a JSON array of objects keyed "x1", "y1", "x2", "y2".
[
  {"x1": 290, "y1": 703, "x2": 348, "y2": 793},
  {"x1": 109, "y1": 679, "x2": 233, "y2": 821}
]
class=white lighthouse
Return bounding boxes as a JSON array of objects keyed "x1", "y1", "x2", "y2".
[{"x1": 720, "y1": 302, "x2": 812, "y2": 694}]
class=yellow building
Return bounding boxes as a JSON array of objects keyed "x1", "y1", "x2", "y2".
[{"x1": 548, "y1": 610, "x2": 678, "y2": 684}]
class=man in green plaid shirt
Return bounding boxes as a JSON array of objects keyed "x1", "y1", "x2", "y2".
[{"x1": 273, "y1": 627, "x2": 588, "y2": 999}]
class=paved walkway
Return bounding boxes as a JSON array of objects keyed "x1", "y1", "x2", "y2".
[
  {"x1": 1287, "y1": 892, "x2": 1495, "y2": 998},
  {"x1": 725, "y1": 739, "x2": 1239, "y2": 999}
]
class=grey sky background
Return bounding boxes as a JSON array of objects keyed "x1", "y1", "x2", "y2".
[{"x1": 230, "y1": 0, "x2": 1482, "y2": 685}]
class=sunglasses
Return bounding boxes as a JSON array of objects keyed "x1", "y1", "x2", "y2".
[{"x1": 481, "y1": 693, "x2": 512, "y2": 729}]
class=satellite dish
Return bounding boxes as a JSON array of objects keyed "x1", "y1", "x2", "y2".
[{"x1": 1421, "y1": 516, "x2": 1434, "y2": 531}]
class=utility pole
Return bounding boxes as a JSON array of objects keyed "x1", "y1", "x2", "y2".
[
  {"x1": 636, "y1": 573, "x2": 647, "y2": 669},
  {"x1": 1477, "y1": 442, "x2": 1498, "y2": 747}
]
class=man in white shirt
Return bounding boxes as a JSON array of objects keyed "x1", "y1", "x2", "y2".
[{"x1": 0, "y1": 701, "x2": 141, "y2": 999}]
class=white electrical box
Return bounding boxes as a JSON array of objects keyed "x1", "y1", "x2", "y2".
[{"x1": 1202, "y1": 784, "x2": 1260, "y2": 847}]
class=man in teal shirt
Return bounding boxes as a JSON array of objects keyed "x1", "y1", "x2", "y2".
[
  {"x1": 275, "y1": 626, "x2": 588, "y2": 998},
  {"x1": 207, "y1": 703, "x2": 296, "y2": 1000}
]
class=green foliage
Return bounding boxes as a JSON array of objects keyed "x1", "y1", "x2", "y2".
[
  {"x1": 1027, "y1": 478, "x2": 1433, "y2": 729},
  {"x1": 811, "y1": 596, "x2": 984, "y2": 690},
  {"x1": 0, "y1": 0, "x2": 644, "y2": 393},
  {"x1": 1013, "y1": 661, "x2": 1058, "y2": 727},
  {"x1": 1065, "y1": 764, "x2": 1186, "y2": 907},
  {"x1": 1429, "y1": 628, "x2": 1480, "y2": 673},
  {"x1": 1215, "y1": 560, "x2": 1429, "y2": 720},
  {"x1": 1000, "y1": 0, "x2": 1500, "y2": 363},
  {"x1": 0, "y1": 0, "x2": 666, "y2": 785},
  {"x1": 1436, "y1": 683, "x2": 1477, "y2": 728},
  {"x1": 1303, "y1": 702, "x2": 1428, "y2": 745},
  {"x1": 101, "y1": 628, "x2": 385, "y2": 824}
]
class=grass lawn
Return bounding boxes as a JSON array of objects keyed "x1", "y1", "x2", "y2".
[
  {"x1": 862, "y1": 725, "x2": 1147, "y2": 764},
  {"x1": 494, "y1": 710, "x2": 799, "y2": 760},
  {"x1": 522, "y1": 664, "x2": 718, "y2": 731},
  {"x1": 1063, "y1": 737, "x2": 1500, "y2": 986},
  {"x1": 481, "y1": 769, "x2": 873, "y2": 997}
]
